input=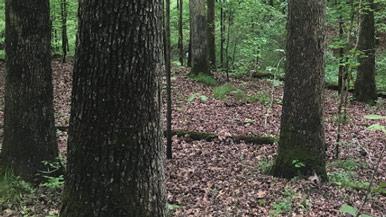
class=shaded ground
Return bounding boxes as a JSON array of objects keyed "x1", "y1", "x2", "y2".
[{"x1": 0, "y1": 61, "x2": 385, "y2": 216}]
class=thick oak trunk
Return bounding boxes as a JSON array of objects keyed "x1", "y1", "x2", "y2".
[
  {"x1": 272, "y1": 0, "x2": 328, "y2": 181},
  {"x1": 0, "y1": 0, "x2": 58, "y2": 182},
  {"x1": 60, "y1": 1, "x2": 165, "y2": 217},
  {"x1": 190, "y1": 0, "x2": 210, "y2": 74},
  {"x1": 354, "y1": 0, "x2": 377, "y2": 103}
]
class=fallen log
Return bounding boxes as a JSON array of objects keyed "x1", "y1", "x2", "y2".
[{"x1": 171, "y1": 129, "x2": 277, "y2": 145}]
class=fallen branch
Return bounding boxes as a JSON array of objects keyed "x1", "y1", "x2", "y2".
[{"x1": 171, "y1": 129, "x2": 277, "y2": 145}]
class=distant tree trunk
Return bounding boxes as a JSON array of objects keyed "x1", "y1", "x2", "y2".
[
  {"x1": 189, "y1": 0, "x2": 210, "y2": 75},
  {"x1": 60, "y1": 0, "x2": 69, "y2": 63},
  {"x1": 272, "y1": 0, "x2": 328, "y2": 181},
  {"x1": 354, "y1": 0, "x2": 377, "y2": 103},
  {"x1": 207, "y1": 0, "x2": 216, "y2": 69},
  {"x1": 220, "y1": 0, "x2": 225, "y2": 68},
  {"x1": 164, "y1": 0, "x2": 173, "y2": 159},
  {"x1": 0, "y1": 0, "x2": 59, "y2": 182},
  {"x1": 337, "y1": 0, "x2": 345, "y2": 93},
  {"x1": 60, "y1": 1, "x2": 165, "y2": 216},
  {"x1": 178, "y1": 0, "x2": 184, "y2": 66},
  {"x1": 188, "y1": 18, "x2": 192, "y2": 67}
]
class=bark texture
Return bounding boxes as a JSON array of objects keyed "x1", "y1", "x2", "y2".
[
  {"x1": 207, "y1": 0, "x2": 216, "y2": 69},
  {"x1": 190, "y1": 0, "x2": 210, "y2": 74},
  {"x1": 178, "y1": 0, "x2": 184, "y2": 66},
  {"x1": 60, "y1": 1, "x2": 165, "y2": 217},
  {"x1": 272, "y1": 0, "x2": 327, "y2": 181},
  {"x1": 1, "y1": 0, "x2": 58, "y2": 182},
  {"x1": 354, "y1": 0, "x2": 377, "y2": 103}
]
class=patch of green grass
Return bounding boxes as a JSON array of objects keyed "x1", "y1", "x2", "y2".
[
  {"x1": 189, "y1": 73, "x2": 217, "y2": 86},
  {"x1": 0, "y1": 170, "x2": 35, "y2": 205},
  {"x1": 328, "y1": 171, "x2": 369, "y2": 191},
  {"x1": 213, "y1": 84, "x2": 237, "y2": 100},
  {"x1": 269, "y1": 188, "x2": 294, "y2": 217},
  {"x1": 329, "y1": 158, "x2": 366, "y2": 171}
]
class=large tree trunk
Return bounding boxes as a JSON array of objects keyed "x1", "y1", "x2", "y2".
[
  {"x1": 0, "y1": 0, "x2": 59, "y2": 182},
  {"x1": 272, "y1": 0, "x2": 327, "y2": 181},
  {"x1": 207, "y1": 0, "x2": 216, "y2": 69},
  {"x1": 354, "y1": 0, "x2": 377, "y2": 103},
  {"x1": 60, "y1": 1, "x2": 165, "y2": 217},
  {"x1": 189, "y1": 0, "x2": 210, "y2": 75}
]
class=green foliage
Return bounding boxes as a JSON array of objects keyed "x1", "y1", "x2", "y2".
[
  {"x1": 166, "y1": 203, "x2": 181, "y2": 216},
  {"x1": 329, "y1": 171, "x2": 370, "y2": 190},
  {"x1": 339, "y1": 204, "x2": 375, "y2": 217},
  {"x1": 329, "y1": 158, "x2": 366, "y2": 171},
  {"x1": 41, "y1": 175, "x2": 64, "y2": 190},
  {"x1": 189, "y1": 73, "x2": 218, "y2": 86},
  {"x1": 292, "y1": 160, "x2": 305, "y2": 169},
  {"x1": 269, "y1": 188, "x2": 294, "y2": 217},
  {"x1": 213, "y1": 84, "x2": 237, "y2": 100},
  {"x1": 187, "y1": 93, "x2": 209, "y2": 103},
  {"x1": 0, "y1": 171, "x2": 35, "y2": 205},
  {"x1": 257, "y1": 158, "x2": 273, "y2": 174}
]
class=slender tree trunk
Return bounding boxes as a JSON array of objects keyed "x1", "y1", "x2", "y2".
[
  {"x1": 354, "y1": 0, "x2": 377, "y2": 103},
  {"x1": 188, "y1": 18, "x2": 192, "y2": 67},
  {"x1": 207, "y1": 0, "x2": 216, "y2": 69},
  {"x1": 337, "y1": 0, "x2": 345, "y2": 93},
  {"x1": 272, "y1": 0, "x2": 328, "y2": 181},
  {"x1": 60, "y1": 1, "x2": 165, "y2": 216},
  {"x1": 164, "y1": 0, "x2": 173, "y2": 159},
  {"x1": 178, "y1": 0, "x2": 184, "y2": 66},
  {"x1": 189, "y1": 0, "x2": 210, "y2": 75},
  {"x1": 0, "y1": 0, "x2": 59, "y2": 183},
  {"x1": 220, "y1": 0, "x2": 225, "y2": 68},
  {"x1": 60, "y1": 0, "x2": 69, "y2": 63}
]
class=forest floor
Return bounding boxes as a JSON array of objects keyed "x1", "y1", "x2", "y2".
[{"x1": 0, "y1": 60, "x2": 385, "y2": 217}]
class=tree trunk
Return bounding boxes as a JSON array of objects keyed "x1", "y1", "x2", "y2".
[
  {"x1": 164, "y1": 0, "x2": 173, "y2": 159},
  {"x1": 189, "y1": 0, "x2": 210, "y2": 75},
  {"x1": 60, "y1": 0, "x2": 69, "y2": 63},
  {"x1": 272, "y1": 0, "x2": 328, "y2": 181},
  {"x1": 220, "y1": 0, "x2": 225, "y2": 68},
  {"x1": 0, "y1": 0, "x2": 59, "y2": 183},
  {"x1": 60, "y1": 1, "x2": 166, "y2": 217},
  {"x1": 178, "y1": 0, "x2": 184, "y2": 66},
  {"x1": 207, "y1": 0, "x2": 216, "y2": 69},
  {"x1": 354, "y1": 0, "x2": 377, "y2": 103}
]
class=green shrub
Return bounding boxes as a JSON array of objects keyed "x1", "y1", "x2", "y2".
[
  {"x1": 257, "y1": 158, "x2": 273, "y2": 174},
  {"x1": 189, "y1": 73, "x2": 218, "y2": 86},
  {"x1": 269, "y1": 188, "x2": 294, "y2": 217},
  {"x1": 328, "y1": 171, "x2": 369, "y2": 190},
  {"x1": 0, "y1": 171, "x2": 35, "y2": 205}
]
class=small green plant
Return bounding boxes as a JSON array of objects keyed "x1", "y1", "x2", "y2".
[
  {"x1": 257, "y1": 158, "x2": 273, "y2": 174},
  {"x1": 339, "y1": 204, "x2": 375, "y2": 217},
  {"x1": 189, "y1": 73, "x2": 217, "y2": 86},
  {"x1": 41, "y1": 175, "x2": 64, "y2": 190},
  {"x1": 269, "y1": 188, "x2": 294, "y2": 217},
  {"x1": 166, "y1": 203, "x2": 181, "y2": 216},
  {"x1": 213, "y1": 84, "x2": 237, "y2": 100},
  {"x1": 292, "y1": 160, "x2": 305, "y2": 169},
  {"x1": 187, "y1": 93, "x2": 209, "y2": 103},
  {"x1": 0, "y1": 170, "x2": 35, "y2": 205},
  {"x1": 253, "y1": 91, "x2": 271, "y2": 105}
]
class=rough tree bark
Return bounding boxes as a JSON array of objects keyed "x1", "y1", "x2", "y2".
[
  {"x1": 207, "y1": 0, "x2": 216, "y2": 69},
  {"x1": 354, "y1": 0, "x2": 377, "y2": 103},
  {"x1": 189, "y1": 0, "x2": 210, "y2": 75},
  {"x1": 60, "y1": 0, "x2": 69, "y2": 63},
  {"x1": 164, "y1": 0, "x2": 173, "y2": 159},
  {"x1": 60, "y1": 1, "x2": 165, "y2": 217},
  {"x1": 0, "y1": 0, "x2": 59, "y2": 182},
  {"x1": 272, "y1": 0, "x2": 328, "y2": 181}
]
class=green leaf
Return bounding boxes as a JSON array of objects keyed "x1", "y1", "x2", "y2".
[
  {"x1": 187, "y1": 94, "x2": 197, "y2": 103},
  {"x1": 199, "y1": 95, "x2": 208, "y2": 103},
  {"x1": 367, "y1": 124, "x2": 386, "y2": 133},
  {"x1": 364, "y1": 114, "x2": 386, "y2": 120},
  {"x1": 339, "y1": 204, "x2": 358, "y2": 216}
]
